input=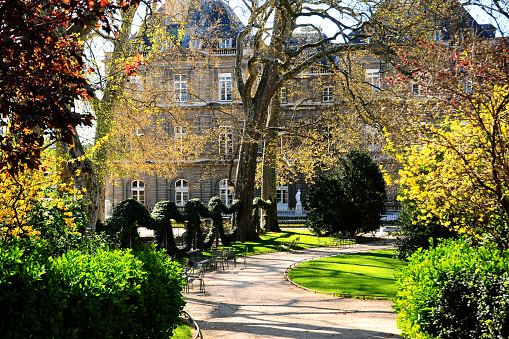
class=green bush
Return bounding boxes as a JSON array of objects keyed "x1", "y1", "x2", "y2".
[
  {"x1": 395, "y1": 201, "x2": 457, "y2": 259},
  {"x1": 304, "y1": 150, "x2": 386, "y2": 235},
  {"x1": 0, "y1": 244, "x2": 185, "y2": 338},
  {"x1": 394, "y1": 238, "x2": 509, "y2": 339}
]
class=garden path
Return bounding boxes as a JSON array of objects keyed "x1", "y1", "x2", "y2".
[{"x1": 184, "y1": 241, "x2": 403, "y2": 339}]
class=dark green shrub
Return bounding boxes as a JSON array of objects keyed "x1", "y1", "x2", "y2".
[
  {"x1": 394, "y1": 238, "x2": 509, "y2": 339},
  {"x1": 304, "y1": 150, "x2": 386, "y2": 235},
  {"x1": 395, "y1": 201, "x2": 457, "y2": 259},
  {"x1": 0, "y1": 244, "x2": 185, "y2": 338}
]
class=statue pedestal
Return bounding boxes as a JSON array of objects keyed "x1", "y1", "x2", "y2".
[{"x1": 295, "y1": 202, "x2": 302, "y2": 212}]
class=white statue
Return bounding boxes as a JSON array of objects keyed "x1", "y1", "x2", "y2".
[{"x1": 295, "y1": 189, "x2": 302, "y2": 212}]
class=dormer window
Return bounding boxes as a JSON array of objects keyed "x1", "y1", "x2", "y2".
[
  {"x1": 190, "y1": 40, "x2": 202, "y2": 49},
  {"x1": 220, "y1": 38, "x2": 233, "y2": 49}
]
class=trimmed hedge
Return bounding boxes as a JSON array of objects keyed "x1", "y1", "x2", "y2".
[
  {"x1": 0, "y1": 244, "x2": 185, "y2": 338},
  {"x1": 394, "y1": 238, "x2": 509, "y2": 339}
]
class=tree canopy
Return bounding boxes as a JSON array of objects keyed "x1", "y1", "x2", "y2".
[{"x1": 0, "y1": 0, "x2": 140, "y2": 177}]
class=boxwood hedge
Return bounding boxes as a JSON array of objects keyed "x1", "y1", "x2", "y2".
[
  {"x1": 394, "y1": 238, "x2": 509, "y2": 339},
  {"x1": 0, "y1": 244, "x2": 185, "y2": 338}
]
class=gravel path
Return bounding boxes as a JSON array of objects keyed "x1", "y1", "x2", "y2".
[{"x1": 184, "y1": 242, "x2": 404, "y2": 339}]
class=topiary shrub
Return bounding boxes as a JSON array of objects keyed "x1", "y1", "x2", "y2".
[
  {"x1": 0, "y1": 243, "x2": 185, "y2": 338},
  {"x1": 304, "y1": 150, "x2": 386, "y2": 235},
  {"x1": 394, "y1": 238, "x2": 509, "y2": 339}
]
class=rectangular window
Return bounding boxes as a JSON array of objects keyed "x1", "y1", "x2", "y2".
[
  {"x1": 463, "y1": 78, "x2": 473, "y2": 94},
  {"x1": 190, "y1": 40, "x2": 202, "y2": 49},
  {"x1": 219, "y1": 126, "x2": 233, "y2": 154},
  {"x1": 174, "y1": 74, "x2": 187, "y2": 102},
  {"x1": 219, "y1": 73, "x2": 232, "y2": 101},
  {"x1": 174, "y1": 126, "x2": 186, "y2": 153},
  {"x1": 220, "y1": 38, "x2": 232, "y2": 49},
  {"x1": 322, "y1": 86, "x2": 334, "y2": 102},
  {"x1": 132, "y1": 190, "x2": 145, "y2": 204},
  {"x1": 366, "y1": 69, "x2": 380, "y2": 91},
  {"x1": 280, "y1": 87, "x2": 287, "y2": 103},
  {"x1": 135, "y1": 127, "x2": 144, "y2": 136},
  {"x1": 411, "y1": 84, "x2": 421, "y2": 96},
  {"x1": 322, "y1": 126, "x2": 335, "y2": 153}
]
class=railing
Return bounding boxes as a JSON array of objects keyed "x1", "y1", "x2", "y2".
[
  {"x1": 210, "y1": 48, "x2": 237, "y2": 56},
  {"x1": 381, "y1": 203, "x2": 401, "y2": 225},
  {"x1": 276, "y1": 207, "x2": 307, "y2": 224}
]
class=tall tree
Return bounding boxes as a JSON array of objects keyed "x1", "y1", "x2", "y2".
[
  {"x1": 231, "y1": 0, "x2": 446, "y2": 240},
  {"x1": 0, "y1": 0, "x2": 143, "y2": 233}
]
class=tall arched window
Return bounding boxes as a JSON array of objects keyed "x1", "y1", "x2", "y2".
[
  {"x1": 131, "y1": 180, "x2": 145, "y2": 204},
  {"x1": 175, "y1": 179, "x2": 189, "y2": 206},
  {"x1": 219, "y1": 179, "x2": 234, "y2": 206}
]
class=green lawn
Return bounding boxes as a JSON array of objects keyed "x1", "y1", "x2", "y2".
[
  {"x1": 202, "y1": 230, "x2": 376, "y2": 257},
  {"x1": 287, "y1": 249, "x2": 406, "y2": 299},
  {"x1": 169, "y1": 318, "x2": 192, "y2": 339},
  {"x1": 207, "y1": 230, "x2": 355, "y2": 256}
]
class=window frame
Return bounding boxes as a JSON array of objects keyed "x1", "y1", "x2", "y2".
[
  {"x1": 219, "y1": 178, "x2": 234, "y2": 206},
  {"x1": 173, "y1": 74, "x2": 188, "y2": 102},
  {"x1": 322, "y1": 86, "x2": 334, "y2": 102},
  {"x1": 174, "y1": 126, "x2": 186, "y2": 153},
  {"x1": 276, "y1": 186, "x2": 289, "y2": 210},
  {"x1": 219, "y1": 125, "x2": 233, "y2": 155},
  {"x1": 218, "y1": 73, "x2": 232, "y2": 101},
  {"x1": 131, "y1": 180, "x2": 145, "y2": 204},
  {"x1": 220, "y1": 38, "x2": 233, "y2": 49},
  {"x1": 280, "y1": 87, "x2": 288, "y2": 103},
  {"x1": 366, "y1": 69, "x2": 381, "y2": 92},
  {"x1": 174, "y1": 179, "x2": 189, "y2": 207},
  {"x1": 411, "y1": 83, "x2": 421, "y2": 96}
]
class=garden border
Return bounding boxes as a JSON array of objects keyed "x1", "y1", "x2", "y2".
[
  {"x1": 181, "y1": 310, "x2": 203, "y2": 339},
  {"x1": 283, "y1": 250, "x2": 397, "y2": 299}
]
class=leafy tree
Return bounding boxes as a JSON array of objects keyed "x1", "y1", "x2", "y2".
[
  {"x1": 304, "y1": 150, "x2": 386, "y2": 235},
  {"x1": 0, "y1": 152, "x2": 85, "y2": 241},
  {"x1": 385, "y1": 41, "x2": 509, "y2": 251},
  {"x1": 0, "y1": 0, "x2": 142, "y2": 233},
  {"x1": 229, "y1": 0, "x2": 468, "y2": 240}
]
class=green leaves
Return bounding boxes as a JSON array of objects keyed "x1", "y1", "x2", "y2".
[
  {"x1": 0, "y1": 245, "x2": 185, "y2": 338},
  {"x1": 304, "y1": 150, "x2": 387, "y2": 235},
  {"x1": 395, "y1": 238, "x2": 509, "y2": 339}
]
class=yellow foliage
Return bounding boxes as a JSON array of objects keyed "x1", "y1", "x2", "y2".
[
  {"x1": 393, "y1": 87, "x2": 509, "y2": 239},
  {"x1": 0, "y1": 156, "x2": 83, "y2": 239}
]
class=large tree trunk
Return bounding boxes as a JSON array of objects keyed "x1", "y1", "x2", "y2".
[
  {"x1": 235, "y1": 105, "x2": 263, "y2": 241},
  {"x1": 261, "y1": 95, "x2": 281, "y2": 232}
]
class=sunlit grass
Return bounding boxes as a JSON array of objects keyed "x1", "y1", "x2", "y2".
[
  {"x1": 169, "y1": 318, "x2": 192, "y2": 339},
  {"x1": 287, "y1": 250, "x2": 406, "y2": 299}
]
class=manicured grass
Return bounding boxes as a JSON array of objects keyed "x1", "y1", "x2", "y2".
[
  {"x1": 287, "y1": 249, "x2": 406, "y2": 299},
  {"x1": 204, "y1": 230, "x2": 376, "y2": 256},
  {"x1": 208, "y1": 230, "x2": 328, "y2": 256}
]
